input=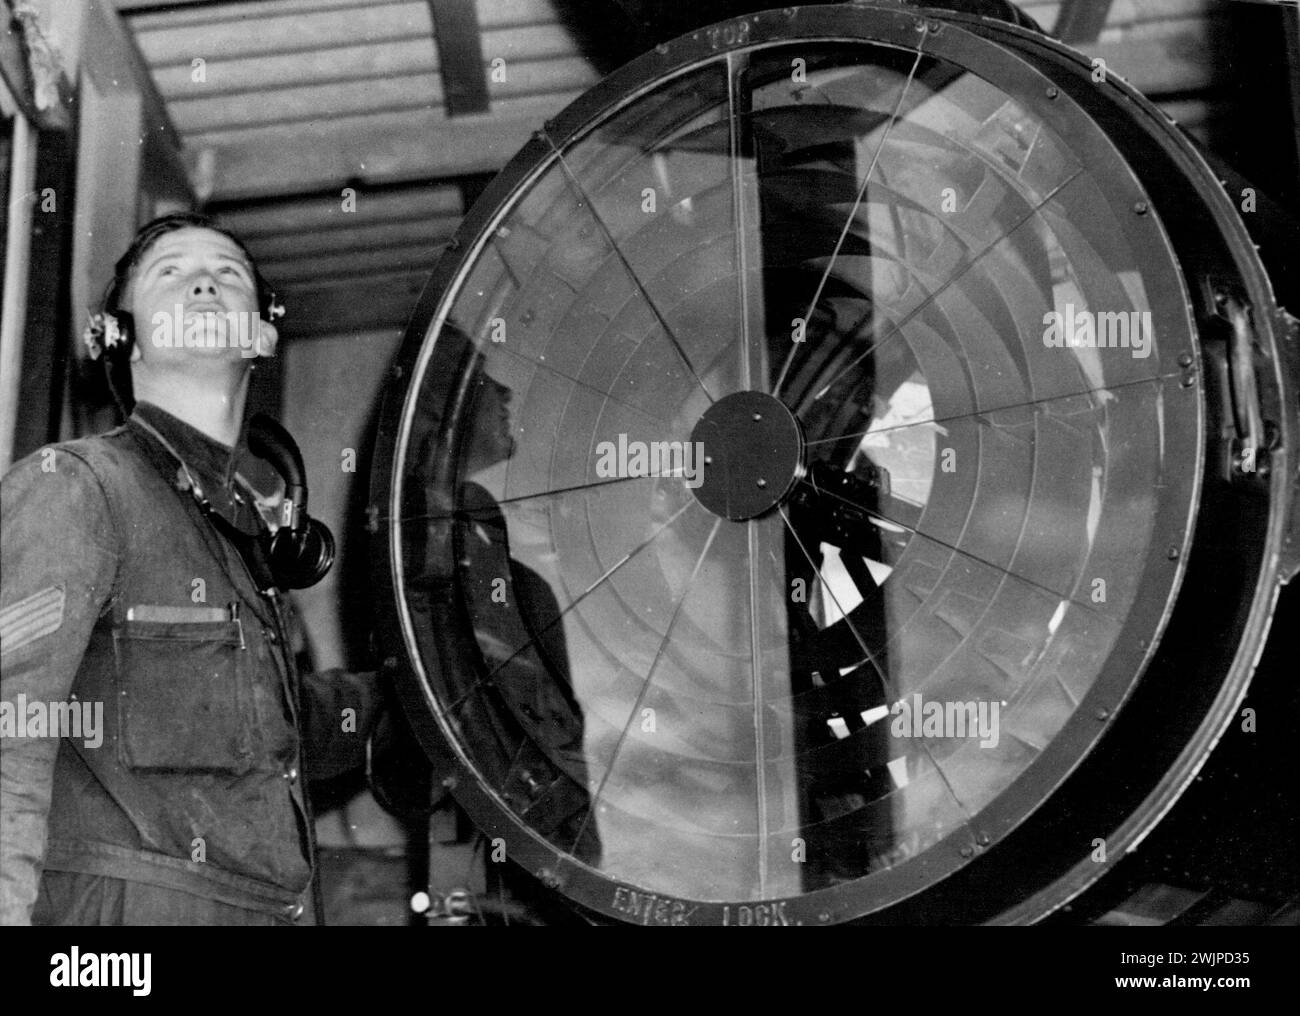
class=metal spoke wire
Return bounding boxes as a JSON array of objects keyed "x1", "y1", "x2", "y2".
[
  {"x1": 726, "y1": 49, "x2": 766, "y2": 395},
  {"x1": 803, "y1": 370, "x2": 1183, "y2": 449},
  {"x1": 444, "y1": 498, "x2": 702, "y2": 716},
  {"x1": 790, "y1": 471, "x2": 1126, "y2": 624},
  {"x1": 490, "y1": 336, "x2": 680, "y2": 432},
  {"x1": 562, "y1": 516, "x2": 725, "y2": 859},
  {"x1": 746, "y1": 516, "x2": 772, "y2": 896},
  {"x1": 773, "y1": 45, "x2": 927, "y2": 400},
  {"x1": 810, "y1": 166, "x2": 1087, "y2": 404},
  {"x1": 777, "y1": 504, "x2": 978, "y2": 828},
  {"x1": 391, "y1": 470, "x2": 693, "y2": 526},
  {"x1": 541, "y1": 131, "x2": 719, "y2": 406}
]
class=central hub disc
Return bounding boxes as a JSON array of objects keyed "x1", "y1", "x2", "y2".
[{"x1": 689, "y1": 391, "x2": 805, "y2": 521}]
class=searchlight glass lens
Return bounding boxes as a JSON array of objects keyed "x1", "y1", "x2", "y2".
[{"x1": 395, "y1": 41, "x2": 1198, "y2": 905}]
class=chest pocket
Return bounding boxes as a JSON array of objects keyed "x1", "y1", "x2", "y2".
[{"x1": 113, "y1": 611, "x2": 258, "y2": 774}]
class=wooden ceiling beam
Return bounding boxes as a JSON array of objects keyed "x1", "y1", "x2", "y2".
[
  {"x1": 165, "y1": 56, "x2": 592, "y2": 136},
  {"x1": 168, "y1": 72, "x2": 443, "y2": 132},
  {"x1": 1055, "y1": 0, "x2": 1113, "y2": 43},
  {"x1": 130, "y1": 3, "x2": 432, "y2": 64},
  {"x1": 192, "y1": 101, "x2": 559, "y2": 201},
  {"x1": 149, "y1": 40, "x2": 438, "y2": 98},
  {"x1": 428, "y1": 0, "x2": 490, "y2": 116},
  {"x1": 275, "y1": 270, "x2": 430, "y2": 337},
  {"x1": 478, "y1": 22, "x2": 579, "y2": 62},
  {"x1": 115, "y1": 0, "x2": 276, "y2": 11},
  {"x1": 261, "y1": 242, "x2": 446, "y2": 284},
  {"x1": 247, "y1": 217, "x2": 459, "y2": 259},
  {"x1": 212, "y1": 183, "x2": 463, "y2": 236},
  {"x1": 121, "y1": 0, "x2": 400, "y2": 24}
]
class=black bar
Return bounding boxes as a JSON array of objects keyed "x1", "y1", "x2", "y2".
[
  {"x1": 1055, "y1": 0, "x2": 1113, "y2": 43},
  {"x1": 427, "y1": 0, "x2": 489, "y2": 118}
]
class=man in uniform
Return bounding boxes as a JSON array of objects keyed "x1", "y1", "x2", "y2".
[{"x1": 0, "y1": 212, "x2": 379, "y2": 925}]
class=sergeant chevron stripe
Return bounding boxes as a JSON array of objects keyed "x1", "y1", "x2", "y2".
[{"x1": 0, "y1": 585, "x2": 66, "y2": 656}]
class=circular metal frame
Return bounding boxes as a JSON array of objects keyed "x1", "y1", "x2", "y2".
[{"x1": 370, "y1": 4, "x2": 1296, "y2": 924}]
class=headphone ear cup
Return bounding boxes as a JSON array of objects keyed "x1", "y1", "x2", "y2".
[
  {"x1": 113, "y1": 311, "x2": 136, "y2": 349},
  {"x1": 266, "y1": 518, "x2": 335, "y2": 589},
  {"x1": 304, "y1": 520, "x2": 336, "y2": 586}
]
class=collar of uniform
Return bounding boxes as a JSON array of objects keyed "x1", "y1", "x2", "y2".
[
  {"x1": 127, "y1": 401, "x2": 279, "y2": 626},
  {"x1": 130, "y1": 401, "x2": 241, "y2": 503}
]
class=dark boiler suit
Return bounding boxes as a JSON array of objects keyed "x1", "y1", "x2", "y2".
[{"x1": 0, "y1": 401, "x2": 378, "y2": 925}]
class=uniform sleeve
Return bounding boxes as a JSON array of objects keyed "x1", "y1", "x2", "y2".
[
  {"x1": 299, "y1": 668, "x2": 381, "y2": 781},
  {"x1": 0, "y1": 448, "x2": 118, "y2": 926}
]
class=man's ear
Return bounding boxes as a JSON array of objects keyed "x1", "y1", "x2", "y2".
[{"x1": 255, "y1": 320, "x2": 280, "y2": 358}]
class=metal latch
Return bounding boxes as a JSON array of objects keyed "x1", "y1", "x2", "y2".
[{"x1": 1215, "y1": 290, "x2": 1269, "y2": 477}]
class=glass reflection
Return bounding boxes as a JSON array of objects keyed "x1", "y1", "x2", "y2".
[{"x1": 403, "y1": 334, "x2": 601, "y2": 866}]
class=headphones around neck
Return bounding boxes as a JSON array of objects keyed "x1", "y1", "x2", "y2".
[
  {"x1": 135, "y1": 412, "x2": 335, "y2": 593},
  {"x1": 242, "y1": 413, "x2": 335, "y2": 592}
]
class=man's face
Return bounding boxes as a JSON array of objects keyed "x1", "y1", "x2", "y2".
[
  {"x1": 125, "y1": 227, "x2": 265, "y2": 367},
  {"x1": 465, "y1": 373, "x2": 515, "y2": 472}
]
